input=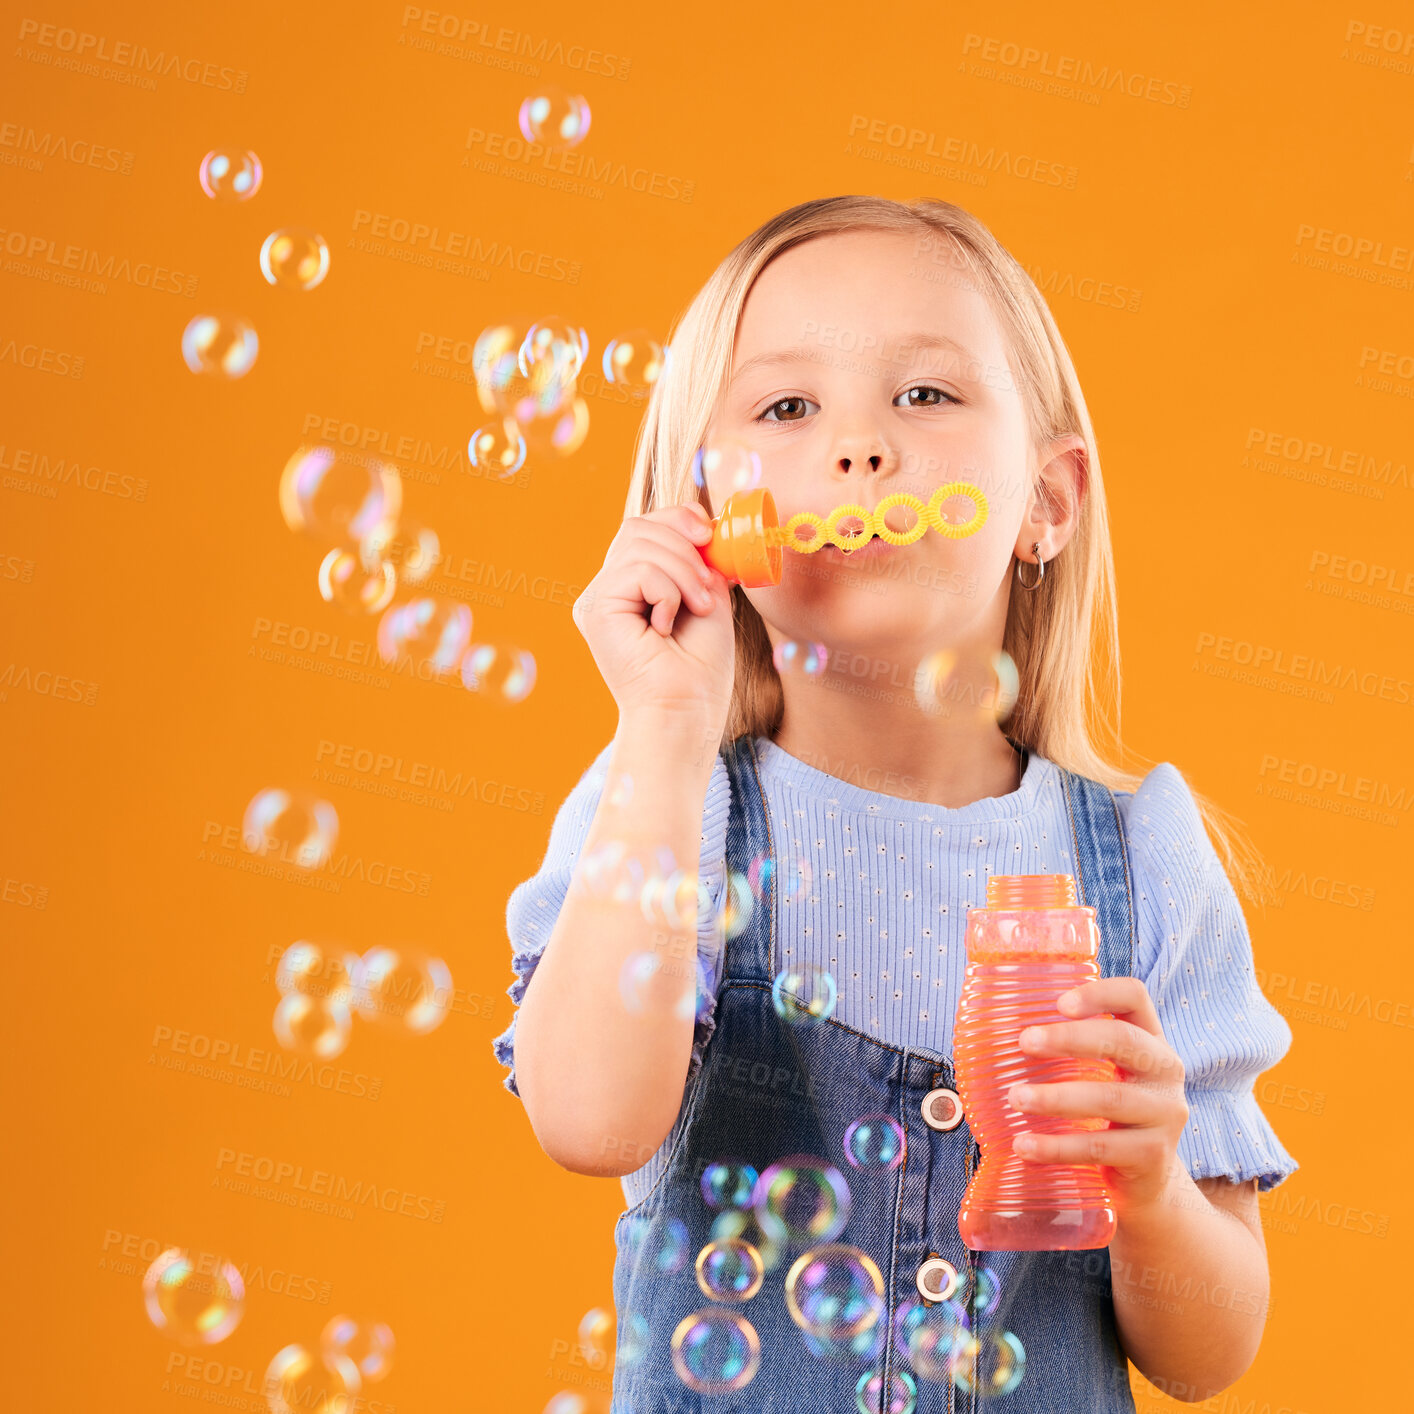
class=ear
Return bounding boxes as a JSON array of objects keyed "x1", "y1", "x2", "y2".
[{"x1": 1018, "y1": 434, "x2": 1088, "y2": 560}]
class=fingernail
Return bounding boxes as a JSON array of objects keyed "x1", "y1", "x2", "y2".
[
  {"x1": 1057, "y1": 991, "x2": 1079, "y2": 1012},
  {"x1": 1013, "y1": 1133, "x2": 1034, "y2": 1152},
  {"x1": 1009, "y1": 1084, "x2": 1032, "y2": 1107},
  {"x1": 1018, "y1": 1027, "x2": 1041, "y2": 1049}
]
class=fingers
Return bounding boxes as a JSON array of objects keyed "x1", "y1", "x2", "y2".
[
  {"x1": 634, "y1": 563, "x2": 688, "y2": 636},
  {"x1": 1057, "y1": 977, "x2": 1162, "y2": 1036},
  {"x1": 640, "y1": 502, "x2": 714, "y2": 545},
  {"x1": 1008, "y1": 1077, "x2": 1167, "y2": 1127},
  {"x1": 1018, "y1": 1017, "x2": 1183, "y2": 1083},
  {"x1": 1012, "y1": 1125, "x2": 1174, "y2": 1176},
  {"x1": 629, "y1": 519, "x2": 717, "y2": 594}
]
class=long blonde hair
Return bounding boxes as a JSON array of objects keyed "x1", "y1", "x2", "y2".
[{"x1": 623, "y1": 196, "x2": 1273, "y2": 907}]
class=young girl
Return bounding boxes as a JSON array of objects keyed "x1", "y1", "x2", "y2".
[{"x1": 493, "y1": 197, "x2": 1298, "y2": 1413}]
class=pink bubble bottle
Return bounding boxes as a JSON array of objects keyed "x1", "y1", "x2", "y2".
[{"x1": 953, "y1": 873, "x2": 1118, "y2": 1251}]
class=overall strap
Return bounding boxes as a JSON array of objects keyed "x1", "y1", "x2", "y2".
[
  {"x1": 718, "y1": 734, "x2": 776, "y2": 986},
  {"x1": 1058, "y1": 768, "x2": 1138, "y2": 979}
]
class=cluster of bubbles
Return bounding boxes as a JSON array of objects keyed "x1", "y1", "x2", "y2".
[
  {"x1": 271, "y1": 939, "x2": 455, "y2": 1060},
  {"x1": 264, "y1": 1316, "x2": 395, "y2": 1414},
  {"x1": 183, "y1": 148, "x2": 331, "y2": 380},
  {"x1": 538, "y1": 1304, "x2": 648, "y2": 1414}
]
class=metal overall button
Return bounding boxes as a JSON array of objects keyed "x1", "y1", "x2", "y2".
[
  {"x1": 915, "y1": 1256, "x2": 960, "y2": 1302},
  {"x1": 921, "y1": 1087, "x2": 963, "y2": 1131}
]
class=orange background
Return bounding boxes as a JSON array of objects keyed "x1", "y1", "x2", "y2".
[{"x1": 4, "y1": 4, "x2": 1411, "y2": 1411}]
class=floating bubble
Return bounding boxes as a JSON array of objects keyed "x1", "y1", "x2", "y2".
[
  {"x1": 243, "y1": 789, "x2": 338, "y2": 869},
  {"x1": 377, "y1": 597, "x2": 473, "y2": 675},
  {"x1": 894, "y1": 1297, "x2": 971, "y2": 1381},
  {"x1": 802, "y1": 1314, "x2": 885, "y2": 1365},
  {"x1": 260, "y1": 227, "x2": 330, "y2": 291},
  {"x1": 601, "y1": 328, "x2": 665, "y2": 395},
  {"x1": 709, "y1": 1206, "x2": 785, "y2": 1274},
  {"x1": 352, "y1": 947, "x2": 453, "y2": 1035},
  {"x1": 771, "y1": 966, "x2": 837, "y2": 1026},
  {"x1": 182, "y1": 313, "x2": 258, "y2": 378},
  {"x1": 618, "y1": 951, "x2": 667, "y2": 1014},
  {"x1": 518, "y1": 319, "x2": 588, "y2": 381},
  {"x1": 543, "y1": 1394, "x2": 607, "y2": 1414},
  {"x1": 700, "y1": 1158, "x2": 759, "y2": 1212},
  {"x1": 361, "y1": 523, "x2": 440, "y2": 586},
  {"x1": 843, "y1": 1114, "x2": 906, "y2": 1172},
  {"x1": 273, "y1": 993, "x2": 352, "y2": 1059},
  {"x1": 692, "y1": 439, "x2": 761, "y2": 494},
  {"x1": 716, "y1": 870, "x2": 755, "y2": 942},
  {"x1": 966, "y1": 1265, "x2": 1000, "y2": 1320},
  {"x1": 279, "y1": 445, "x2": 402, "y2": 544},
  {"x1": 753, "y1": 1155, "x2": 851, "y2": 1246},
  {"x1": 773, "y1": 640, "x2": 829, "y2": 678},
  {"x1": 199, "y1": 149, "x2": 262, "y2": 201},
  {"x1": 784, "y1": 1243, "x2": 885, "y2": 1341},
  {"x1": 320, "y1": 1315, "x2": 394, "y2": 1383},
  {"x1": 518, "y1": 85, "x2": 592, "y2": 149},
  {"x1": 576, "y1": 840, "x2": 707, "y2": 932},
  {"x1": 275, "y1": 942, "x2": 357, "y2": 1002},
  {"x1": 461, "y1": 643, "x2": 536, "y2": 703},
  {"x1": 468, "y1": 420, "x2": 527, "y2": 479},
  {"x1": 617, "y1": 1311, "x2": 649, "y2": 1368},
  {"x1": 914, "y1": 649, "x2": 957, "y2": 715},
  {"x1": 670, "y1": 1309, "x2": 760, "y2": 1395},
  {"x1": 472, "y1": 324, "x2": 524, "y2": 406},
  {"x1": 142, "y1": 1248, "x2": 245, "y2": 1345},
  {"x1": 622, "y1": 1214, "x2": 689, "y2": 1274},
  {"x1": 319, "y1": 548, "x2": 396, "y2": 614},
  {"x1": 578, "y1": 1306, "x2": 615, "y2": 1366},
  {"x1": 949, "y1": 1329, "x2": 1026, "y2": 1398},
  {"x1": 856, "y1": 1369, "x2": 917, "y2": 1414},
  {"x1": 695, "y1": 1239, "x2": 764, "y2": 1303},
  {"x1": 749, "y1": 852, "x2": 813, "y2": 905},
  {"x1": 986, "y1": 649, "x2": 1020, "y2": 724},
  {"x1": 264, "y1": 1343, "x2": 360, "y2": 1414}
]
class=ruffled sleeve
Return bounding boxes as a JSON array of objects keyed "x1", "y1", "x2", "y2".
[
  {"x1": 1121, "y1": 763, "x2": 1300, "y2": 1192},
  {"x1": 491, "y1": 740, "x2": 734, "y2": 1098}
]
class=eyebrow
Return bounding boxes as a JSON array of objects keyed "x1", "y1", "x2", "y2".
[{"x1": 729, "y1": 332, "x2": 979, "y2": 384}]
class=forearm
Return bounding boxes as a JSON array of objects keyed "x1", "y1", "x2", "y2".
[
  {"x1": 1108, "y1": 1165, "x2": 1269, "y2": 1401},
  {"x1": 513, "y1": 709, "x2": 720, "y2": 1175}
]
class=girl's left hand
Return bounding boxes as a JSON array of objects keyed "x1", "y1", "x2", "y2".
[{"x1": 1007, "y1": 977, "x2": 1189, "y2": 1216}]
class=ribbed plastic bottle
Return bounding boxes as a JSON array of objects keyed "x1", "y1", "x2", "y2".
[{"x1": 953, "y1": 873, "x2": 1118, "y2": 1251}]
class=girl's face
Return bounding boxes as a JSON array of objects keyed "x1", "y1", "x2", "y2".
[{"x1": 700, "y1": 228, "x2": 1078, "y2": 659}]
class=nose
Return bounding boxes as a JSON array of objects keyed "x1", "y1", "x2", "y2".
[{"x1": 834, "y1": 434, "x2": 895, "y2": 483}]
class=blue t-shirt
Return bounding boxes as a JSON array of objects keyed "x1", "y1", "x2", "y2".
[{"x1": 493, "y1": 736, "x2": 1299, "y2": 1193}]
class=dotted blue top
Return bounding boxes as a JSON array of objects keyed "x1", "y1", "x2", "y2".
[{"x1": 492, "y1": 736, "x2": 1299, "y2": 1193}]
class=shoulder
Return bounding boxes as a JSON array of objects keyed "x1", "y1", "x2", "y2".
[{"x1": 1113, "y1": 761, "x2": 1216, "y2": 881}]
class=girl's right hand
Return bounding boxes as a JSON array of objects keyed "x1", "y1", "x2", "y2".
[{"x1": 572, "y1": 503, "x2": 736, "y2": 729}]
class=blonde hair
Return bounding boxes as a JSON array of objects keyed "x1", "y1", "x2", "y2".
[{"x1": 623, "y1": 196, "x2": 1273, "y2": 908}]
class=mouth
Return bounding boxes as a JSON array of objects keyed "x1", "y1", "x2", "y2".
[{"x1": 821, "y1": 533, "x2": 893, "y2": 561}]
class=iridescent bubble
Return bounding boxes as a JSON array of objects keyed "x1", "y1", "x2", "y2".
[
  {"x1": 142, "y1": 1248, "x2": 245, "y2": 1345},
  {"x1": 273, "y1": 993, "x2": 352, "y2": 1059},
  {"x1": 986, "y1": 649, "x2": 1020, "y2": 724},
  {"x1": 856, "y1": 1369, "x2": 917, "y2": 1414},
  {"x1": 750, "y1": 853, "x2": 813, "y2": 905},
  {"x1": 913, "y1": 649, "x2": 956, "y2": 716},
  {"x1": 264, "y1": 1344, "x2": 360, "y2": 1414},
  {"x1": 771, "y1": 966, "x2": 837, "y2": 1026},
  {"x1": 279, "y1": 445, "x2": 402, "y2": 544},
  {"x1": 320, "y1": 1315, "x2": 394, "y2": 1383},
  {"x1": 377, "y1": 597, "x2": 473, "y2": 675},
  {"x1": 773, "y1": 640, "x2": 829, "y2": 678},
  {"x1": 802, "y1": 1315, "x2": 885, "y2": 1365},
  {"x1": 601, "y1": 328, "x2": 665, "y2": 395},
  {"x1": 966, "y1": 1265, "x2": 1000, "y2": 1320},
  {"x1": 243, "y1": 789, "x2": 338, "y2": 869},
  {"x1": 472, "y1": 324, "x2": 523, "y2": 405},
  {"x1": 543, "y1": 1395, "x2": 599, "y2": 1414},
  {"x1": 199, "y1": 149, "x2": 262, "y2": 201},
  {"x1": 518, "y1": 85, "x2": 592, "y2": 149},
  {"x1": 468, "y1": 420, "x2": 527, "y2": 479},
  {"x1": 182, "y1": 313, "x2": 258, "y2": 378},
  {"x1": 319, "y1": 548, "x2": 396, "y2": 614},
  {"x1": 784, "y1": 1243, "x2": 885, "y2": 1341},
  {"x1": 709, "y1": 1207, "x2": 784, "y2": 1274},
  {"x1": 362, "y1": 523, "x2": 440, "y2": 586},
  {"x1": 352, "y1": 947, "x2": 453, "y2": 1035},
  {"x1": 753, "y1": 1155, "x2": 851, "y2": 1245},
  {"x1": 843, "y1": 1114, "x2": 906, "y2": 1172},
  {"x1": 700, "y1": 1158, "x2": 759, "y2": 1212},
  {"x1": 950, "y1": 1329, "x2": 1026, "y2": 1398},
  {"x1": 670, "y1": 1309, "x2": 760, "y2": 1395},
  {"x1": 461, "y1": 643, "x2": 536, "y2": 703},
  {"x1": 622, "y1": 1214, "x2": 689, "y2": 1274},
  {"x1": 692, "y1": 438, "x2": 761, "y2": 494},
  {"x1": 695, "y1": 1238, "x2": 764, "y2": 1303},
  {"x1": 618, "y1": 951, "x2": 663, "y2": 1013},
  {"x1": 617, "y1": 1311, "x2": 649, "y2": 1368},
  {"x1": 517, "y1": 393, "x2": 590, "y2": 459},
  {"x1": 275, "y1": 941, "x2": 357, "y2": 1002},
  {"x1": 577, "y1": 1306, "x2": 614, "y2": 1367},
  {"x1": 518, "y1": 319, "x2": 588, "y2": 381},
  {"x1": 894, "y1": 1297, "x2": 971, "y2": 1381},
  {"x1": 717, "y1": 871, "x2": 755, "y2": 942},
  {"x1": 260, "y1": 227, "x2": 330, "y2": 291}
]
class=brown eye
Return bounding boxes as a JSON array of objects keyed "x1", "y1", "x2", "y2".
[{"x1": 757, "y1": 396, "x2": 816, "y2": 423}]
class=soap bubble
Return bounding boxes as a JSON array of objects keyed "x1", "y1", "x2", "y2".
[
  {"x1": 950, "y1": 1329, "x2": 1026, "y2": 1398},
  {"x1": 601, "y1": 329, "x2": 665, "y2": 395},
  {"x1": 273, "y1": 993, "x2": 351, "y2": 1059},
  {"x1": 773, "y1": 640, "x2": 829, "y2": 678},
  {"x1": 692, "y1": 438, "x2": 761, "y2": 494},
  {"x1": 855, "y1": 1369, "x2": 917, "y2": 1414},
  {"x1": 264, "y1": 1343, "x2": 360, "y2": 1414},
  {"x1": 771, "y1": 966, "x2": 837, "y2": 1026},
  {"x1": 472, "y1": 324, "x2": 524, "y2": 405},
  {"x1": 260, "y1": 227, "x2": 330, "y2": 290},
  {"x1": 966, "y1": 1265, "x2": 1000, "y2": 1320},
  {"x1": 750, "y1": 853, "x2": 813, "y2": 905},
  {"x1": 518, "y1": 85, "x2": 591, "y2": 149},
  {"x1": 617, "y1": 1311, "x2": 649, "y2": 1368},
  {"x1": 199, "y1": 149, "x2": 262, "y2": 201},
  {"x1": 843, "y1": 1114, "x2": 906, "y2": 1172},
  {"x1": 518, "y1": 319, "x2": 588, "y2": 380},
  {"x1": 622, "y1": 1214, "x2": 688, "y2": 1274},
  {"x1": 700, "y1": 1158, "x2": 759, "y2": 1212},
  {"x1": 352, "y1": 947, "x2": 452, "y2": 1035},
  {"x1": 279, "y1": 446, "x2": 402, "y2": 544},
  {"x1": 986, "y1": 650, "x2": 1020, "y2": 724},
  {"x1": 243, "y1": 789, "x2": 338, "y2": 869},
  {"x1": 577, "y1": 1306, "x2": 614, "y2": 1366},
  {"x1": 670, "y1": 1309, "x2": 760, "y2": 1394},
  {"x1": 275, "y1": 942, "x2": 356, "y2": 1002},
  {"x1": 319, "y1": 548, "x2": 396, "y2": 614},
  {"x1": 143, "y1": 1248, "x2": 245, "y2": 1345},
  {"x1": 784, "y1": 1243, "x2": 885, "y2": 1340},
  {"x1": 894, "y1": 1296, "x2": 971, "y2": 1381},
  {"x1": 801, "y1": 1314, "x2": 885, "y2": 1365},
  {"x1": 617, "y1": 950, "x2": 704, "y2": 1021},
  {"x1": 182, "y1": 313, "x2": 258, "y2": 378},
  {"x1": 468, "y1": 420, "x2": 527, "y2": 479},
  {"x1": 461, "y1": 643, "x2": 536, "y2": 703},
  {"x1": 753, "y1": 1155, "x2": 851, "y2": 1245},
  {"x1": 320, "y1": 1315, "x2": 394, "y2": 1382},
  {"x1": 694, "y1": 1238, "x2": 764, "y2": 1303},
  {"x1": 716, "y1": 870, "x2": 755, "y2": 942},
  {"x1": 377, "y1": 597, "x2": 472, "y2": 675},
  {"x1": 361, "y1": 523, "x2": 440, "y2": 586}
]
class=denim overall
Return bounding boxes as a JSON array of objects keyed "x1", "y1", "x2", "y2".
[{"x1": 611, "y1": 734, "x2": 1140, "y2": 1413}]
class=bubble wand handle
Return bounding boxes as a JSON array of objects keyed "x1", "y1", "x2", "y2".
[{"x1": 698, "y1": 483, "x2": 989, "y2": 587}]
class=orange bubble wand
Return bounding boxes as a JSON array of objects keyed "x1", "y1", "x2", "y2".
[{"x1": 699, "y1": 482, "x2": 989, "y2": 587}]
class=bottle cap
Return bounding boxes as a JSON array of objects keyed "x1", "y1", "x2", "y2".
[{"x1": 986, "y1": 874, "x2": 1077, "y2": 909}]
